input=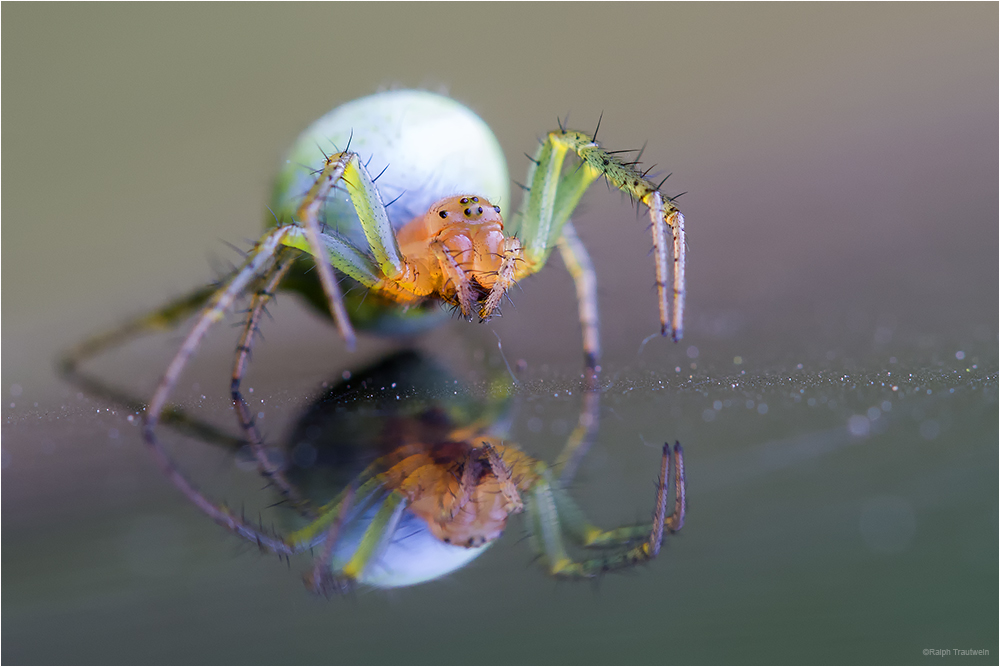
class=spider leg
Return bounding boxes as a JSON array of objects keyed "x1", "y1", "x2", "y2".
[
  {"x1": 141, "y1": 226, "x2": 311, "y2": 555},
  {"x1": 296, "y1": 150, "x2": 416, "y2": 275},
  {"x1": 562, "y1": 442, "x2": 684, "y2": 548},
  {"x1": 293, "y1": 154, "x2": 359, "y2": 350},
  {"x1": 280, "y1": 225, "x2": 382, "y2": 287},
  {"x1": 479, "y1": 236, "x2": 525, "y2": 322},
  {"x1": 442, "y1": 448, "x2": 480, "y2": 520},
  {"x1": 430, "y1": 237, "x2": 475, "y2": 317},
  {"x1": 664, "y1": 441, "x2": 686, "y2": 533},
  {"x1": 339, "y1": 490, "x2": 408, "y2": 582},
  {"x1": 279, "y1": 155, "x2": 438, "y2": 312},
  {"x1": 58, "y1": 282, "x2": 221, "y2": 377},
  {"x1": 563, "y1": 130, "x2": 685, "y2": 341},
  {"x1": 556, "y1": 220, "x2": 601, "y2": 372},
  {"x1": 483, "y1": 442, "x2": 524, "y2": 514},
  {"x1": 57, "y1": 279, "x2": 246, "y2": 447},
  {"x1": 529, "y1": 443, "x2": 684, "y2": 578},
  {"x1": 550, "y1": 362, "x2": 601, "y2": 486},
  {"x1": 514, "y1": 130, "x2": 686, "y2": 342},
  {"x1": 303, "y1": 485, "x2": 357, "y2": 596},
  {"x1": 289, "y1": 149, "x2": 427, "y2": 346},
  {"x1": 285, "y1": 448, "x2": 416, "y2": 548},
  {"x1": 228, "y1": 249, "x2": 315, "y2": 517},
  {"x1": 332, "y1": 153, "x2": 408, "y2": 279},
  {"x1": 547, "y1": 232, "x2": 601, "y2": 485}
]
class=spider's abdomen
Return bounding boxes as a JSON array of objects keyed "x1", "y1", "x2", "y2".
[
  {"x1": 269, "y1": 90, "x2": 511, "y2": 334},
  {"x1": 270, "y1": 90, "x2": 510, "y2": 248}
]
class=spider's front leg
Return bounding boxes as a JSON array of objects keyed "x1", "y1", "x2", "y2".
[
  {"x1": 513, "y1": 128, "x2": 687, "y2": 356},
  {"x1": 279, "y1": 151, "x2": 443, "y2": 314},
  {"x1": 283, "y1": 150, "x2": 436, "y2": 347},
  {"x1": 228, "y1": 250, "x2": 317, "y2": 517}
]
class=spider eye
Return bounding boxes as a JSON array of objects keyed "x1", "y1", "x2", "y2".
[
  {"x1": 460, "y1": 197, "x2": 469, "y2": 204},
  {"x1": 472, "y1": 197, "x2": 479, "y2": 203},
  {"x1": 439, "y1": 211, "x2": 449, "y2": 219},
  {"x1": 494, "y1": 205, "x2": 501, "y2": 213},
  {"x1": 464, "y1": 208, "x2": 472, "y2": 216}
]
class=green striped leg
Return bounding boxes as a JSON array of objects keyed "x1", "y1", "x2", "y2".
[
  {"x1": 58, "y1": 282, "x2": 220, "y2": 376},
  {"x1": 281, "y1": 150, "x2": 418, "y2": 320},
  {"x1": 286, "y1": 459, "x2": 398, "y2": 548},
  {"x1": 303, "y1": 485, "x2": 357, "y2": 597},
  {"x1": 288, "y1": 150, "x2": 402, "y2": 350},
  {"x1": 529, "y1": 442, "x2": 685, "y2": 579},
  {"x1": 57, "y1": 280, "x2": 246, "y2": 447},
  {"x1": 289, "y1": 482, "x2": 408, "y2": 590},
  {"x1": 514, "y1": 129, "x2": 686, "y2": 342}
]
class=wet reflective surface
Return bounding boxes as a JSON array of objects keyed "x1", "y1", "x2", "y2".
[
  {"x1": 3, "y1": 4, "x2": 997, "y2": 664},
  {"x1": 166, "y1": 351, "x2": 682, "y2": 590}
]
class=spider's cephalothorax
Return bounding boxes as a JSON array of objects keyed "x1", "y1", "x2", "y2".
[{"x1": 391, "y1": 195, "x2": 523, "y2": 321}]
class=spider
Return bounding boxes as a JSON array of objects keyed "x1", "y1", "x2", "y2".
[
  {"x1": 60, "y1": 89, "x2": 687, "y2": 511},
  {"x1": 142, "y1": 350, "x2": 686, "y2": 591}
]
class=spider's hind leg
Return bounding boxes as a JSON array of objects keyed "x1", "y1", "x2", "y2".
[
  {"x1": 57, "y1": 276, "x2": 245, "y2": 446},
  {"x1": 58, "y1": 282, "x2": 220, "y2": 376}
]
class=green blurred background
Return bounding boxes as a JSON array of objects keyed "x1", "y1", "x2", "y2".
[{"x1": 3, "y1": 4, "x2": 996, "y2": 664}]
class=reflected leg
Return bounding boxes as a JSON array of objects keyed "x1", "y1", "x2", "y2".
[{"x1": 530, "y1": 443, "x2": 685, "y2": 578}]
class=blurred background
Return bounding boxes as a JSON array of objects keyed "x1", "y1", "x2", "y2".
[{"x1": 3, "y1": 4, "x2": 996, "y2": 664}]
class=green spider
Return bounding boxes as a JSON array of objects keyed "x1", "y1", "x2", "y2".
[
  {"x1": 60, "y1": 89, "x2": 688, "y2": 524},
  {"x1": 146, "y1": 350, "x2": 685, "y2": 591}
]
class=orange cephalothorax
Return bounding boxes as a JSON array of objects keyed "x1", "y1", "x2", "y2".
[
  {"x1": 381, "y1": 438, "x2": 535, "y2": 548},
  {"x1": 394, "y1": 195, "x2": 525, "y2": 321}
]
